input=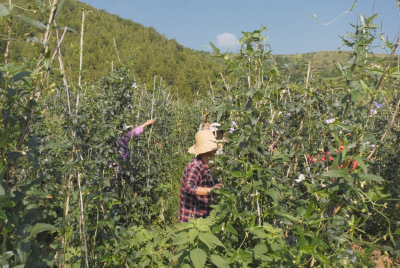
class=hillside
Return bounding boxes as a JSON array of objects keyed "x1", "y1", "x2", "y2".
[{"x1": 2, "y1": 0, "x2": 223, "y2": 100}]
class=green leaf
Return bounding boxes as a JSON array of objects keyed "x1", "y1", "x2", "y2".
[
  {"x1": 350, "y1": 156, "x2": 367, "y2": 174},
  {"x1": 210, "y1": 255, "x2": 229, "y2": 268},
  {"x1": 24, "y1": 135, "x2": 39, "y2": 169},
  {"x1": 0, "y1": 132, "x2": 9, "y2": 149},
  {"x1": 225, "y1": 223, "x2": 238, "y2": 235},
  {"x1": 0, "y1": 4, "x2": 10, "y2": 17},
  {"x1": 253, "y1": 244, "x2": 268, "y2": 256},
  {"x1": 237, "y1": 249, "x2": 252, "y2": 261},
  {"x1": 210, "y1": 234, "x2": 225, "y2": 248},
  {"x1": 274, "y1": 211, "x2": 300, "y2": 222},
  {"x1": 0, "y1": 196, "x2": 15, "y2": 207},
  {"x1": 198, "y1": 232, "x2": 225, "y2": 247},
  {"x1": 198, "y1": 232, "x2": 213, "y2": 249},
  {"x1": 252, "y1": 228, "x2": 267, "y2": 238},
  {"x1": 209, "y1": 42, "x2": 220, "y2": 55},
  {"x1": 321, "y1": 169, "x2": 349, "y2": 178},
  {"x1": 188, "y1": 228, "x2": 199, "y2": 243},
  {"x1": 350, "y1": 173, "x2": 384, "y2": 182},
  {"x1": 266, "y1": 188, "x2": 279, "y2": 203},
  {"x1": 0, "y1": 165, "x2": 6, "y2": 182},
  {"x1": 365, "y1": 244, "x2": 379, "y2": 254},
  {"x1": 390, "y1": 71, "x2": 400, "y2": 78},
  {"x1": 174, "y1": 222, "x2": 193, "y2": 229},
  {"x1": 10, "y1": 71, "x2": 31, "y2": 83},
  {"x1": 16, "y1": 15, "x2": 47, "y2": 30},
  {"x1": 1, "y1": 251, "x2": 13, "y2": 260},
  {"x1": 0, "y1": 210, "x2": 6, "y2": 221},
  {"x1": 172, "y1": 231, "x2": 188, "y2": 245},
  {"x1": 54, "y1": 0, "x2": 65, "y2": 19},
  {"x1": 30, "y1": 223, "x2": 57, "y2": 238},
  {"x1": 17, "y1": 238, "x2": 30, "y2": 264},
  {"x1": 271, "y1": 150, "x2": 291, "y2": 162},
  {"x1": 230, "y1": 171, "x2": 243, "y2": 178},
  {"x1": 53, "y1": 26, "x2": 79, "y2": 35},
  {"x1": 190, "y1": 248, "x2": 206, "y2": 268}
]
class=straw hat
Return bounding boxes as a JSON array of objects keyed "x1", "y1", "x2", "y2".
[{"x1": 188, "y1": 130, "x2": 219, "y2": 154}]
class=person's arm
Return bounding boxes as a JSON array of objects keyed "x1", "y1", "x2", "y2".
[
  {"x1": 195, "y1": 183, "x2": 222, "y2": 195},
  {"x1": 183, "y1": 164, "x2": 222, "y2": 196},
  {"x1": 140, "y1": 119, "x2": 155, "y2": 129},
  {"x1": 127, "y1": 119, "x2": 155, "y2": 139}
]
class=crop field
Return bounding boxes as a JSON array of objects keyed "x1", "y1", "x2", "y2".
[{"x1": 1, "y1": 1, "x2": 400, "y2": 268}]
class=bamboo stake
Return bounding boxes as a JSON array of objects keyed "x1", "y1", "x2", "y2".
[
  {"x1": 219, "y1": 71, "x2": 232, "y2": 102},
  {"x1": 78, "y1": 10, "x2": 85, "y2": 88},
  {"x1": 136, "y1": 90, "x2": 143, "y2": 126},
  {"x1": 305, "y1": 61, "x2": 311, "y2": 90},
  {"x1": 65, "y1": 174, "x2": 73, "y2": 222},
  {"x1": 151, "y1": 75, "x2": 156, "y2": 118},
  {"x1": 4, "y1": 0, "x2": 12, "y2": 64},
  {"x1": 256, "y1": 191, "x2": 261, "y2": 227},
  {"x1": 208, "y1": 76, "x2": 215, "y2": 104},
  {"x1": 113, "y1": 37, "x2": 122, "y2": 65},
  {"x1": 54, "y1": 21, "x2": 72, "y2": 115},
  {"x1": 77, "y1": 173, "x2": 89, "y2": 268},
  {"x1": 78, "y1": 193, "x2": 83, "y2": 256}
]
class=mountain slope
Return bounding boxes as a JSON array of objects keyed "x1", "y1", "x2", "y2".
[{"x1": 3, "y1": 0, "x2": 223, "y2": 100}]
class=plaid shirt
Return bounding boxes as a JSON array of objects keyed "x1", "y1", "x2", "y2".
[{"x1": 178, "y1": 156, "x2": 215, "y2": 223}]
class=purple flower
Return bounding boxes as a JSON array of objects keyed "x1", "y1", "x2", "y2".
[
  {"x1": 120, "y1": 115, "x2": 122, "y2": 119},
  {"x1": 325, "y1": 118, "x2": 335, "y2": 125},
  {"x1": 85, "y1": 97, "x2": 87, "y2": 100},
  {"x1": 82, "y1": 125, "x2": 85, "y2": 128},
  {"x1": 45, "y1": 159, "x2": 48, "y2": 162},
  {"x1": 229, "y1": 128, "x2": 234, "y2": 134},
  {"x1": 374, "y1": 102, "x2": 384, "y2": 109},
  {"x1": 109, "y1": 165, "x2": 112, "y2": 168},
  {"x1": 231, "y1": 121, "x2": 236, "y2": 127},
  {"x1": 132, "y1": 82, "x2": 137, "y2": 88},
  {"x1": 285, "y1": 113, "x2": 291, "y2": 118},
  {"x1": 370, "y1": 144, "x2": 376, "y2": 148}
]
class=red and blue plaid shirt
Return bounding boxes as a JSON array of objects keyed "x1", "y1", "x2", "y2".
[{"x1": 178, "y1": 156, "x2": 215, "y2": 223}]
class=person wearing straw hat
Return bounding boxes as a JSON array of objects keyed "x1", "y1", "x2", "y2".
[{"x1": 178, "y1": 129, "x2": 222, "y2": 223}]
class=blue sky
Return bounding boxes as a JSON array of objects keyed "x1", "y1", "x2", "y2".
[{"x1": 81, "y1": 0, "x2": 399, "y2": 55}]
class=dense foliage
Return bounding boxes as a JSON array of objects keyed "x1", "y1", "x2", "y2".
[{"x1": 1, "y1": 0, "x2": 400, "y2": 267}]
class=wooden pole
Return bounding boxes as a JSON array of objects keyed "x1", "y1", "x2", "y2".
[
  {"x1": 113, "y1": 37, "x2": 122, "y2": 65},
  {"x1": 77, "y1": 173, "x2": 89, "y2": 268},
  {"x1": 78, "y1": 10, "x2": 85, "y2": 88}
]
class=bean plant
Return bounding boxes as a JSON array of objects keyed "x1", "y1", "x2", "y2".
[{"x1": 1, "y1": 1, "x2": 400, "y2": 268}]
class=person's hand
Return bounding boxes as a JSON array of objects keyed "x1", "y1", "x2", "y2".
[
  {"x1": 212, "y1": 183, "x2": 222, "y2": 191},
  {"x1": 142, "y1": 119, "x2": 155, "y2": 128}
]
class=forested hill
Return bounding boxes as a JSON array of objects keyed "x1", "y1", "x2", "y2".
[{"x1": 4, "y1": 0, "x2": 223, "y2": 100}]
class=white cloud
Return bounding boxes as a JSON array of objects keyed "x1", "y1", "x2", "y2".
[{"x1": 216, "y1": 32, "x2": 240, "y2": 50}]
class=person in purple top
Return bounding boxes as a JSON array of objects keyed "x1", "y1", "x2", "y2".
[{"x1": 115, "y1": 119, "x2": 155, "y2": 161}]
